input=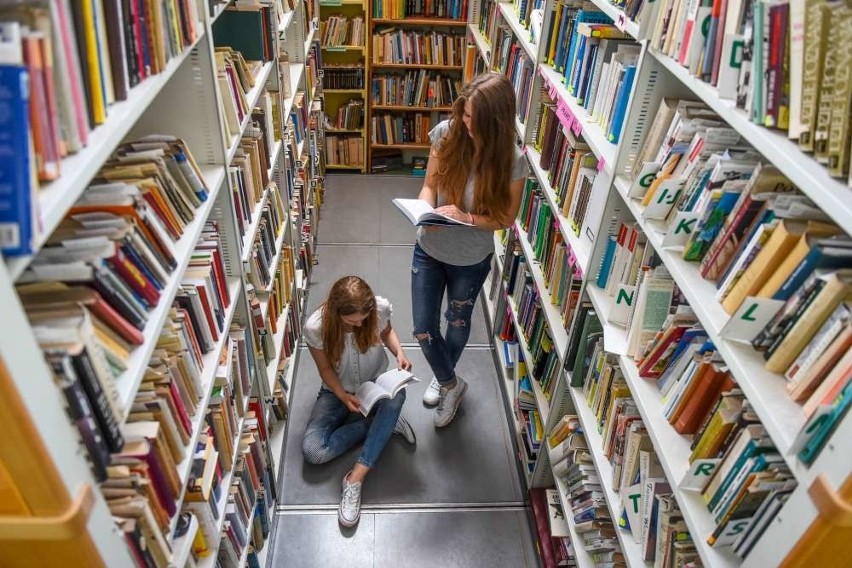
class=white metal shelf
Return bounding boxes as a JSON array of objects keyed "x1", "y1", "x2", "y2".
[
  {"x1": 169, "y1": 512, "x2": 199, "y2": 568},
  {"x1": 226, "y1": 61, "x2": 276, "y2": 164},
  {"x1": 514, "y1": 222, "x2": 570, "y2": 357},
  {"x1": 498, "y1": 2, "x2": 538, "y2": 61},
  {"x1": 468, "y1": 24, "x2": 491, "y2": 63},
  {"x1": 5, "y1": 31, "x2": 208, "y2": 282},
  {"x1": 265, "y1": 304, "x2": 293, "y2": 392},
  {"x1": 617, "y1": 354, "x2": 741, "y2": 568},
  {"x1": 115, "y1": 166, "x2": 227, "y2": 413},
  {"x1": 525, "y1": 147, "x2": 593, "y2": 276},
  {"x1": 539, "y1": 65, "x2": 618, "y2": 179},
  {"x1": 169, "y1": 277, "x2": 243, "y2": 538},
  {"x1": 549, "y1": 446, "x2": 599, "y2": 568},
  {"x1": 267, "y1": 139, "x2": 284, "y2": 179},
  {"x1": 567, "y1": 384, "x2": 650, "y2": 568},
  {"x1": 586, "y1": 0, "x2": 641, "y2": 39},
  {"x1": 612, "y1": 177, "x2": 814, "y2": 483},
  {"x1": 585, "y1": 282, "x2": 629, "y2": 356},
  {"x1": 241, "y1": 190, "x2": 272, "y2": 263},
  {"x1": 649, "y1": 50, "x2": 852, "y2": 232}
]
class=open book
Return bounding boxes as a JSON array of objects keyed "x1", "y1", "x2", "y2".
[
  {"x1": 355, "y1": 368, "x2": 420, "y2": 416},
  {"x1": 391, "y1": 198, "x2": 474, "y2": 227}
]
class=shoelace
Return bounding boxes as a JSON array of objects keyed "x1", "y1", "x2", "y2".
[
  {"x1": 437, "y1": 389, "x2": 447, "y2": 411},
  {"x1": 342, "y1": 483, "x2": 360, "y2": 507}
]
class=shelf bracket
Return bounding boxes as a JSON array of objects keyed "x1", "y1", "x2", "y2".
[
  {"x1": 809, "y1": 474, "x2": 852, "y2": 528},
  {"x1": 0, "y1": 484, "x2": 95, "y2": 541}
]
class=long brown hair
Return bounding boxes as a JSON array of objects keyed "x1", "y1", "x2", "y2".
[
  {"x1": 433, "y1": 73, "x2": 517, "y2": 227},
  {"x1": 321, "y1": 276, "x2": 379, "y2": 368}
]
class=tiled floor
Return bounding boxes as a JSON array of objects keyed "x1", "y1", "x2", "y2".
[{"x1": 268, "y1": 174, "x2": 538, "y2": 567}]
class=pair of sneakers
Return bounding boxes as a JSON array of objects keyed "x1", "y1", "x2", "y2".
[
  {"x1": 422, "y1": 376, "x2": 468, "y2": 427},
  {"x1": 338, "y1": 415, "x2": 415, "y2": 527}
]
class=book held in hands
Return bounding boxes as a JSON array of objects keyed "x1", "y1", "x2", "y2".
[
  {"x1": 356, "y1": 368, "x2": 420, "y2": 416},
  {"x1": 391, "y1": 198, "x2": 474, "y2": 227}
]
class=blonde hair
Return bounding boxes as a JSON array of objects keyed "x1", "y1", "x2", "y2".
[
  {"x1": 433, "y1": 73, "x2": 517, "y2": 227},
  {"x1": 321, "y1": 276, "x2": 379, "y2": 368}
]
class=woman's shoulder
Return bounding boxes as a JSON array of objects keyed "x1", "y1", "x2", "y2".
[
  {"x1": 375, "y1": 295, "x2": 393, "y2": 319},
  {"x1": 303, "y1": 307, "x2": 324, "y2": 348},
  {"x1": 512, "y1": 144, "x2": 530, "y2": 181}
]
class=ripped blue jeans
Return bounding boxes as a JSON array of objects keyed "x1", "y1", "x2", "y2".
[{"x1": 411, "y1": 243, "x2": 493, "y2": 386}]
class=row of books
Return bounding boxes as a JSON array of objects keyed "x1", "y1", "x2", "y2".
[
  {"x1": 529, "y1": 487, "x2": 578, "y2": 568},
  {"x1": 492, "y1": 26, "x2": 537, "y2": 126},
  {"x1": 517, "y1": 179, "x2": 585, "y2": 329},
  {"x1": 0, "y1": 0, "x2": 198, "y2": 192},
  {"x1": 328, "y1": 99, "x2": 365, "y2": 130},
  {"x1": 326, "y1": 134, "x2": 365, "y2": 167},
  {"x1": 370, "y1": 112, "x2": 436, "y2": 145},
  {"x1": 372, "y1": 0, "x2": 469, "y2": 20},
  {"x1": 370, "y1": 70, "x2": 461, "y2": 107},
  {"x1": 500, "y1": 246, "x2": 562, "y2": 398},
  {"x1": 319, "y1": 15, "x2": 366, "y2": 47},
  {"x1": 213, "y1": 4, "x2": 279, "y2": 63},
  {"x1": 372, "y1": 28, "x2": 465, "y2": 66},
  {"x1": 624, "y1": 96, "x2": 852, "y2": 444},
  {"x1": 216, "y1": 47, "x2": 265, "y2": 141},
  {"x1": 649, "y1": 0, "x2": 852, "y2": 182},
  {"x1": 323, "y1": 64, "x2": 366, "y2": 90}
]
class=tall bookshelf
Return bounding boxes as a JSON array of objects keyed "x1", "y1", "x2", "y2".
[
  {"x1": 474, "y1": 0, "x2": 852, "y2": 567},
  {"x1": 366, "y1": 2, "x2": 468, "y2": 172},
  {"x1": 0, "y1": 0, "x2": 324, "y2": 566},
  {"x1": 319, "y1": 0, "x2": 369, "y2": 171}
]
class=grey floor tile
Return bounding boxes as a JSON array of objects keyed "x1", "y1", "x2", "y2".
[
  {"x1": 282, "y1": 348, "x2": 523, "y2": 507},
  {"x1": 306, "y1": 246, "x2": 380, "y2": 314},
  {"x1": 271, "y1": 513, "x2": 376, "y2": 568},
  {"x1": 374, "y1": 510, "x2": 539, "y2": 568},
  {"x1": 317, "y1": 212, "x2": 381, "y2": 245}
]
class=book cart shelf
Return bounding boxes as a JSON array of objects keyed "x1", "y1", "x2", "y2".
[
  {"x1": 0, "y1": 0, "x2": 326, "y2": 566},
  {"x1": 472, "y1": 0, "x2": 852, "y2": 567}
]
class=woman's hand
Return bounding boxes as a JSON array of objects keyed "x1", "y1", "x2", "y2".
[
  {"x1": 339, "y1": 392, "x2": 362, "y2": 414},
  {"x1": 434, "y1": 204, "x2": 470, "y2": 223},
  {"x1": 397, "y1": 352, "x2": 412, "y2": 371}
]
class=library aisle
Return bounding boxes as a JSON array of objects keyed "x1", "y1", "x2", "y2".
[{"x1": 265, "y1": 174, "x2": 539, "y2": 567}]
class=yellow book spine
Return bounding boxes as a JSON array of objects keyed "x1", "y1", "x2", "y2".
[{"x1": 82, "y1": 0, "x2": 106, "y2": 124}]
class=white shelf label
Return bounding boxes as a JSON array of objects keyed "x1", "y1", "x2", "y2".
[
  {"x1": 720, "y1": 297, "x2": 785, "y2": 344},
  {"x1": 661, "y1": 211, "x2": 700, "y2": 248},
  {"x1": 681, "y1": 458, "x2": 720, "y2": 491}
]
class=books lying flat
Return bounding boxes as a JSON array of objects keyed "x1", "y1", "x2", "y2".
[{"x1": 391, "y1": 198, "x2": 474, "y2": 227}]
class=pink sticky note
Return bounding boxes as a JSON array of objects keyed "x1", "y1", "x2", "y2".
[
  {"x1": 597, "y1": 157, "x2": 606, "y2": 172},
  {"x1": 571, "y1": 119, "x2": 582, "y2": 137}
]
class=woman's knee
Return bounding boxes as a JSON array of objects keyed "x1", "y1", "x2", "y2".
[{"x1": 302, "y1": 432, "x2": 331, "y2": 465}]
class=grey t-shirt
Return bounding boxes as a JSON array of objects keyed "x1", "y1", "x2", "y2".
[
  {"x1": 303, "y1": 296, "x2": 392, "y2": 393},
  {"x1": 417, "y1": 120, "x2": 529, "y2": 266}
]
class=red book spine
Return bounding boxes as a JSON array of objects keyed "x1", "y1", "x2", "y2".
[{"x1": 108, "y1": 248, "x2": 160, "y2": 307}]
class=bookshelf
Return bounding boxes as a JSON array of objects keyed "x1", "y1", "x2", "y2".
[
  {"x1": 471, "y1": 0, "x2": 852, "y2": 566},
  {"x1": 366, "y1": 6, "x2": 468, "y2": 172},
  {"x1": 319, "y1": 0, "x2": 368, "y2": 171},
  {"x1": 0, "y1": 0, "x2": 324, "y2": 566}
]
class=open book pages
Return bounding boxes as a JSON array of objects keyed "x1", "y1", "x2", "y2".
[
  {"x1": 355, "y1": 368, "x2": 420, "y2": 416},
  {"x1": 391, "y1": 198, "x2": 474, "y2": 227}
]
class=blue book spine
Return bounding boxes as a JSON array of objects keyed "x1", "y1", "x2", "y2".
[
  {"x1": 568, "y1": 34, "x2": 587, "y2": 95},
  {"x1": 563, "y1": 12, "x2": 609, "y2": 83},
  {"x1": 596, "y1": 234, "x2": 617, "y2": 288},
  {"x1": 0, "y1": 65, "x2": 35, "y2": 256},
  {"x1": 607, "y1": 64, "x2": 636, "y2": 143}
]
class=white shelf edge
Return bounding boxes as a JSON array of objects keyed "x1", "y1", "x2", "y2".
[
  {"x1": 538, "y1": 65, "x2": 618, "y2": 178},
  {"x1": 525, "y1": 147, "x2": 593, "y2": 275},
  {"x1": 468, "y1": 24, "x2": 491, "y2": 63},
  {"x1": 498, "y1": 2, "x2": 538, "y2": 61},
  {"x1": 6, "y1": 30, "x2": 208, "y2": 281},
  {"x1": 265, "y1": 304, "x2": 293, "y2": 391},
  {"x1": 586, "y1": 0, "x2": 641, "y2": 39},
  {"x1": 567, "y1": 385, "x2": 650, "y2": 568},
  {"x1": 226, "y1": 61, "x2": 276, "y2": 165},
  {"x1": 617, "y1": 354, "x2": 742, "y2": 568},
  {"x1": 169, "y1": 277, "x2": 243, "y2": 539},
  {"x1": 649, "y1": 49, "x2": 852, "y2": 232},
  {"x1": 284, "y1": 65, "x2": 307, "y2": 120},
  {"x1": 267, "y1": 139, "x2": 284, "y2": 180},
  {"x1": 585, "y1": 282, "x2": 629, "y2": 356},
  {"x1": 514, "y1": 222, "x2": 570, "y2": 356},
  {"x1": 612, "y1": 177, "x2": 811, "y2": 481},
  {"x1": 261, "y1": 225, "x2": 290, "y2": 294},
  {"x1": 279, "y1": 6, "x2": 298, "y2": 32},
  {"x1": 240, "y1": 190, "x2": 272, "y2": 263},
  {"x1": 116, "y1": 166, "x2": 227, "y2": 411},
  {"x1": 549, "y1": 448, "x2": 601, "y2": 568}
]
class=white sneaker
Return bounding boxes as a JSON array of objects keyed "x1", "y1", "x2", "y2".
[
  {"x1": 392, "y1": 415, "x2": 416, "y2": 444},
  {"x1": 422, "y1": 376, "x2": 441, "y2": 406},
  {"x1": 338, "y1": 472, "x2": 362, "y2": 527},
  {"x1": 434, "y1": 376, "x2": 467, "y2": 428}
]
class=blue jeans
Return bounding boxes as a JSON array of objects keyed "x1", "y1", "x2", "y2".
[
  {"x1": 411, "y1": 244, "x2": 493, "y2": 386},
  {"x1": 302, "y1": 388, "x2": 404, "y2": 469}
]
